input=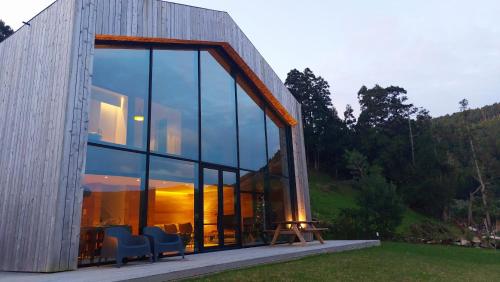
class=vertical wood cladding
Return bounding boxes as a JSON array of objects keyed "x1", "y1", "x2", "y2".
[{"x1": 0, "y1": 0, "x2": 83, "y2": 272}]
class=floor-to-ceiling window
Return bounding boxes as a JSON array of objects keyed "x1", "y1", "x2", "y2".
[{"x1": 78, "y1": 44, "x2": 295, "y2": 265}]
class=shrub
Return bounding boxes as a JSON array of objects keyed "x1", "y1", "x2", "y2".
[
  {"x1": 406, "y1": 220, "x2": 458, "y2": 244},
  {"x1": 331, "y1": 166, "x2": 404, "y2": 240},
  {"x1": 330, "y1": 208, "x2": 377, "y2": 239}
]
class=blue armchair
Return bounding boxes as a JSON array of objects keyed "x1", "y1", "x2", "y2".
[
  {"x1": 143, "y1": 226, "x2": 185, "y2": 261},
  {"x1": 100, "y1": 226, "x2": 153, "y2": 267}
]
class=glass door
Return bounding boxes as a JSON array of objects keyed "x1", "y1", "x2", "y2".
[{"x1": 202, "y1": 167, "x2": 240, "y2": 250}]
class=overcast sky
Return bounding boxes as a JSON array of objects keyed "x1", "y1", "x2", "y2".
[{"x1": 2, "y1": 0, "x2": 499, "y2": 117}]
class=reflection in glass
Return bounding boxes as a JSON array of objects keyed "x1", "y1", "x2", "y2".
[
  {"x1": 240, "y1": 170, "x2": 265, "y2": 246},
  {"x1": 240, "y1": 170, "x2": 264, "y2": 193},
  {"x1": 203, "y1": 169, "x2": 219, "y2": 247},
  {"x1": 201, "y1": 51, "x2": 237, "y2": 167},
  {"x1": 79, "y1": 146, "x2": 145, "y2": 263},
  {"x1": 151, "y1": 50, "x2": 198, "y2": 160},
  {"x1": 223, "y1": 172, "x2": 237, "y2": 245},
  {"x1": 268, "y1": 176, "x2": 292, "y2": 229},
  {"x1": 148, "y1": 157, "x2": 197, "y2": 252},
  {"x1": 89, "y1": 48, "x2": 149, "y2": 150},
  {"x1": 266, "y1": 111, "x2": 289, "y2": 177},
  {"x1": 237, "y1": 81, "x2": 267, "y2": 171}
]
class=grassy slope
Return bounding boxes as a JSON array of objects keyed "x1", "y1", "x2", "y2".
[
  {"x1": 308, "y1": 170, "x2": 427, "y2": 235},
  {"x1": 308, "y1": 171, "x2": 357, "y2": 221},
  {"x1": 191, "y1": 242, "x2": 500, "y2": 281}
]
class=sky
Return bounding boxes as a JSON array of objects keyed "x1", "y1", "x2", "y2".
[{"x1": 2, "y1": 0, "x2": 500, "y2": 117}]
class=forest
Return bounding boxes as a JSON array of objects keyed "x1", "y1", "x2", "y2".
[{"x1": 286, "y1": 68, "x2": 500, "y2": 246}]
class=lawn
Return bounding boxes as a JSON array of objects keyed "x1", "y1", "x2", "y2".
[{"x1": 189, "y1": 242, "x2": 500, "y2": 281}]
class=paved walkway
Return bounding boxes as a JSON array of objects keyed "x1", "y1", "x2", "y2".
[{"x1": 0, "y1": 240, "x2": 380, "y2": 282}]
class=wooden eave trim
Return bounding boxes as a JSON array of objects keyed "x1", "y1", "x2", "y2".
[{"x1": 94, "y1": 34, "x2": 298, "y2": 126}]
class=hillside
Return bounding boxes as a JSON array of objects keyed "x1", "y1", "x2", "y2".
[
  {"x1": 434, "y1": 102, "x2": 500, "y2": 124},
  {"x1": 309, "y1": 170, "x2": 429, "y2": 236}
]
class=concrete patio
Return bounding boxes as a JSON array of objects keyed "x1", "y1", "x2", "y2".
[{"x1": 0, "y1": 240, "x2": 380, "y2": 282}]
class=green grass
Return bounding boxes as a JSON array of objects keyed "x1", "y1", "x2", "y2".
[
  {"x1": 308, "y1": 170, "x2": 430, "y2": 235},
  {"x1": 308, "y1": 171, "x2": 357, "y2": 221},
  {"x1": 189, "y1": 242, "x2": 500, "y2": 281},
  {"x1": 397, "y1": 208, "x2": 430, "y2": 234}
]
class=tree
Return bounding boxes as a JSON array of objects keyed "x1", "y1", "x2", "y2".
[
  {"x1": 343, "y1": 104, "x2": 356, "y2": 129},
  {"x1": 459, "y1": 99, "x2": 492, "y2": 234},
  {"x1": 344, "y1": 149, "x2": 368, "y2": 179},
  {"x1": 355, "y1": 85, "x2": 419, "y2": 183},
  {"x1": 285, "y1": 68, "x2": 344, "y2": 171},
  {"x1": 357, "y1": 85, "x2": 416, "y2": 129},
  {"x1": 0, "y1": 20, "x2": 14, "y2": 43}
]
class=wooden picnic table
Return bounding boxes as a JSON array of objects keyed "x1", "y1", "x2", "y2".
[{"x1": 267, "y1": 220, "x2": 327, "y2": 246}]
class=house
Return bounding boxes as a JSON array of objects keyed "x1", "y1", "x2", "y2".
[{"x1": 0, "y1": 0, "x2": 310, "y2": 272}]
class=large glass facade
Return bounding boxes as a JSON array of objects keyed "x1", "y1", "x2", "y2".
[{"x1": 80, "y1": 45, "x2": 294, "y2": 264}]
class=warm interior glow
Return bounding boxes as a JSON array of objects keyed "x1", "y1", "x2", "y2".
[
  {"x1": 81, "y1": 174, "x2": 141, "y2": 235},
  {"x1": 223, "y1": 185, "x2": 237, "y2": 244},
  {"x1": 148, "y1": 180, "x2": 195, "y2": 251},
  {"x1": 89, "y1": 85, "x2": 129, "y2": 145},
  {"x1": 134, "y1": 115, "x2": 145, "y2": 122},
  {"x1": 241, "y1": 193, "x2": 254, "y2": 219},
  {"x1": 203, "y1": 184, "x2": 218, "y2": 247}
]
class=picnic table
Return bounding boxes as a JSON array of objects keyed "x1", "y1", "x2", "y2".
[{"x1": 267, "y1": 220, "x2": 327, "y2": 246}]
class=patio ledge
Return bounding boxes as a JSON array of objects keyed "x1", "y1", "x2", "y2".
[{"x1": 0, "y1": 240, "x2": 380, "y2": 282}]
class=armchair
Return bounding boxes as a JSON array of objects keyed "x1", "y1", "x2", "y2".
[
  {"x1": 100, "y1": 226, "x2": 153, "y2": 267},
  {"x1": 143, "y1": 226, "x2": 185, "y2": 261}
]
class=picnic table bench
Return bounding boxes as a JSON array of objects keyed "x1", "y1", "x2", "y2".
[{"x1": 265, "y1": 220, "x2": 328, "y2": 246}]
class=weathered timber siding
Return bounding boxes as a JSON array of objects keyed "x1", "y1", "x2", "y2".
[
  {"x1": 55, "y1": 0, "x2": 97, "y2": 271},
  {"x1": 292, "y1": 105, "x2": 311, "y2": 223},
  {"x1": 0, "y1": 0, "x2": 92, "y2": 272}
]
